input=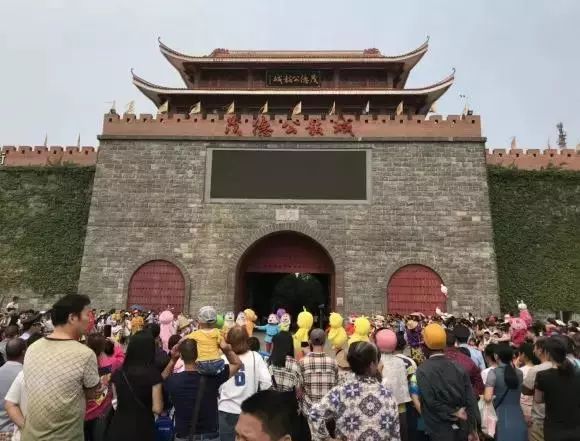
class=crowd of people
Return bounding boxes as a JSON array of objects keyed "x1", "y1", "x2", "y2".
[{"x1": 0, "y1": 294, "x2": 578, "y2": 441}]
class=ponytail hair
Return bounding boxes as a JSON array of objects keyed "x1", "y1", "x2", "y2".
[
  {"x1": 495, "y1": 344, "x2": 519, "y2": 389},
  {"x1": 545, "y1": 337, "x2": 575, "y2": 377}
]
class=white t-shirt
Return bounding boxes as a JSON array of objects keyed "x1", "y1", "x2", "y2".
[
  {"x1": 218, "y1": 351, "x2": 272, "y2": 414},
  {"x1": 5, "y1": 371, "x2": 26, "y2": 441},
  {"x1": 481, "y1": 366, "x2": 495, "y2": 384},
  {"x1": 380, "y1": 353, "x2": 411, "y2": 405},
  {"x1": 5, "y1": 302, "x2": 18, "y2": 312}
]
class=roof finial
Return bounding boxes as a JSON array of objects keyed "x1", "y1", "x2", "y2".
[
  {"x1": 104, "y1": 101, "x2": 116, "y2": 114},
  {"x1": 459, "y1": 94, "x2": 470, "y2": 115},
  {"x1": 510, "y1": 136, "x2": 517, "y2": 150}
]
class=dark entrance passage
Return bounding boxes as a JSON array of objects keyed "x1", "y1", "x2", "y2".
[
  {"x1": 245, "y1": 273, "x2": 330, "y2": 327},
  {"x1": 236, "y1": 232, "x2": 334, "y2": 327}
]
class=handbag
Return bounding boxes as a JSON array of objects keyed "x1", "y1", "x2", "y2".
[{"x1": 155, "y1": 415, "x2": 175, "y2": 441}]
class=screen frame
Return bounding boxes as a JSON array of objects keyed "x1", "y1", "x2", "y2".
[{"x1": 205, "y1": 147, "x2": 372, "y2": 204}]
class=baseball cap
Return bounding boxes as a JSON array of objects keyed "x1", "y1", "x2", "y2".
[
  {"x1": 198, "y1": 306, "x2": 217, "y2": 324},
  {"x1": 309, "y1": 328, "x2": 326, "y2": 346}
]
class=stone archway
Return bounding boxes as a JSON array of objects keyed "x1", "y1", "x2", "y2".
[
  {"x1": 235, "y1": 231, "x2": 335, "y2": 325},
  {"x1": 127, "y1": 260, "x2": 186, "y2": 313},
  {"x1": 387, "y1": 264, "x2": 446, "y2": 315}
]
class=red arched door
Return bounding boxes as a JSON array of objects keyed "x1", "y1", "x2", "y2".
[
  {"x1": 128, "y1": 260, "x2": 185, "y2": 313},
  {"x1": 235, "y1": 232, "x2": 335, "y2": 313},
  {"x1": 387, "y1": 264, "x2": 446, "y2": 315}
]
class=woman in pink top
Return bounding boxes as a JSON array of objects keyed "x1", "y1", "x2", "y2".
[{"x1": 85, "y1": 334, "x2": 125, "y2": 441}]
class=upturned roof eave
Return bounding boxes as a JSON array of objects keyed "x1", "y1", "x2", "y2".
[{"x1": 132, "y1": 69, "x2": 454, "y2": 98}]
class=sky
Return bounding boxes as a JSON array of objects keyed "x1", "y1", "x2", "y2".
[{"x1": 0, "y1": 0, "x2": 579, "y2": 149}]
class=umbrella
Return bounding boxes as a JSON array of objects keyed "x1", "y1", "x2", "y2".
[{"x1": 129, "y1": 304, "x2": 145, "y2": 311}]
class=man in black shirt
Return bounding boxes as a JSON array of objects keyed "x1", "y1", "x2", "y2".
[
  {"x1": 417, "y1": 323, "x2": 480, "y2": 441},
  {"x1": 164, "y1": 338, "x2": 242, "y2": 441}
]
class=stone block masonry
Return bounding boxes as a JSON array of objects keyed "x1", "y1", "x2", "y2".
[{"x1": 78, "y1": 137, "x2": 500, "y2": 316}]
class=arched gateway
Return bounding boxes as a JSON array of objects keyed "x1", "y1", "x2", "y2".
[
  {"x1": 235, "y1": 232, "x2": 335, "y2": 325},
  {"x1": 127, "y1": 260, "x2": 185, "y2": 312},
  {"x1": 387, "y1": 264, "x2": 447, "y2": 315}
]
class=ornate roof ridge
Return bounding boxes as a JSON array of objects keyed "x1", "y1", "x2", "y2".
[{"x1": 158, "y1": 37, "x2": 429, "y2": 62}]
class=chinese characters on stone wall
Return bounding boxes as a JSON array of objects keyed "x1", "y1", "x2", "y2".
[{"x1": 267, "y1": 71, "x2": 321, "y2": 87}]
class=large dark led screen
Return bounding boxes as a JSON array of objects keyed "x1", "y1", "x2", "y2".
[{"x1": 210, "y1": 150, "x2": 367, "y2": 200}]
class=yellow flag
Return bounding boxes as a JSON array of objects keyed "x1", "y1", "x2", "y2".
[
  {"x1": 292, "y1": 101, "x2": 302, "y2": 116},
  {"x1": 126, "y1": 100, "x2": 136, "y2": 114},
  {"x1": 226, "y1": 101, "x2": 235, "y2": 114},
  {"x1": 260, "y1": 101, "x2": 268, "y2": 114},
  {"x1": 158, "y1": 100, "x2": 169, "y2": 114},
  {"x1": 396, "y1": 101, "x2": 404, "y2": 116},
  {"x1": 363, "y1": 101, "x2": 370, "y2": 114},
  {"x1": 429, "y1": 101, "x2": 437, "y2": 113},
  {"x1": 189, "y1": 102, "x2": 201, "y2": 115},
  {"x1": 328, "y1": 101, "x2": 336, "y2": 116}
]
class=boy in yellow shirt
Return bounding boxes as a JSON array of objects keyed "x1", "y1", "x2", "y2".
[{"x1": 187, "y1": 306, "x2": 225, "y2": 375}]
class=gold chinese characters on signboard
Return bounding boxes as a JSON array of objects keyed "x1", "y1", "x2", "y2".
[{"x1": 267, "y1": 71, "x2": 321, "y2": 87}]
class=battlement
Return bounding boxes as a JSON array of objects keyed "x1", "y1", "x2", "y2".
[
  {"x1": 0, "y1": 146, "x2": 97, "y2": 167},
  {"x1": 486, "y1": 148, "x2": 580, "y2": 170},
  {"x1": 101, "y1": 112, "x2": 483, "y2": 140}
]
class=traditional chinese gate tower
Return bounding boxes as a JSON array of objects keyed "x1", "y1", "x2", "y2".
[{"x1": 79, "y1": 39, "x2": 500, "y2": 316}]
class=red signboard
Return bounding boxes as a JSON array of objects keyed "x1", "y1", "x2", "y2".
[
  {"x1": 387, "y1": 264, "x2": 446, "y2": 315},
  {"x1": 127, "y1": 260, "x2": 185, "y2": 313}
]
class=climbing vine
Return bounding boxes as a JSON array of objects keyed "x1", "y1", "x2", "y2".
[
  {"x1": 0, "y1": 165, "x2": 578, "y2": 313},
  {"x1": 487, "y1": 166, "x2": 580, "y2": 312},
  {"x1": 0, "y1": 166, "x2": 95, "y2": 298}
]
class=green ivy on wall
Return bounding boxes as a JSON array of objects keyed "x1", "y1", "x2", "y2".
[
  {"x1": 488, "y1": 166, "x2": 580, "y2": 312},
  {"x1": 0, "y1": 166, "x2": 95, "y2": 299},
  {"x1": 0, "y1": 165, "x2": 578, "y2": 313}
]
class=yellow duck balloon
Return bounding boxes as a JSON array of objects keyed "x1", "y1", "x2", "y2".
[
  {"x1": 293, "y1": 307, "x2": 313, "y2": 352},
  {"x1": 328, "y1": 312, "x2": 348, "y2": 350},
  {"x1": 348, "y1": 316, "x2": 371, "y2": 346}
]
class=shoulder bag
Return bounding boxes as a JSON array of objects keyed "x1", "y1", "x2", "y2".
[
  {"x1": 188, "y1": 375, "x2": 207, "y2": 441},
  {"x1": 121, "y1": 370, "x2": 148, "y2": 410}
]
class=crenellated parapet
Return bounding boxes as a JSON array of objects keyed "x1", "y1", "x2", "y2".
[
  {"x1": 486, "y1": 148, "x2": 580, "y2": 170},
  {"x1": 101, "y1": 112, "x2": 483, "y2": 141},
  {"x1": 0, "y1": 145, "x2": 97, "y2": 167}
]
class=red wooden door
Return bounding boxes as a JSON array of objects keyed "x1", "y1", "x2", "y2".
[
  {"x1": 387, "y1": 264, "x2": 446, "y2": 315},
  {"x1": 236, "y1": 232, "x2": 335, "y2": 311},
  {"x1": 128, "y1": 260, "x2": 185, "y2": 313},
  {"x1": 242, "y1": 233, "x2": 334, "y2": 274}
]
